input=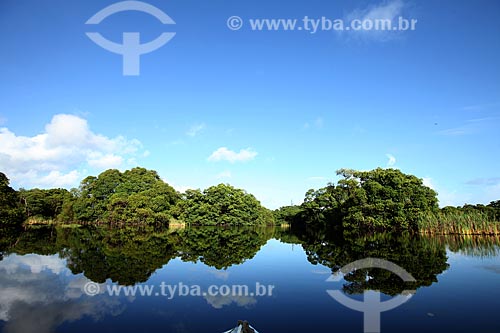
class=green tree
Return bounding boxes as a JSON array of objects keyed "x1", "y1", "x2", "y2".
[
  {"x1": 299, "y1": 168, "x2": 438, "y2": 232},
  {"x1": 18, "y1": 188, "x2": 72, "y2": 220},
  {"x1": 0, "y1": 172, "x2": 24, "y2": 225},
  {"x1": 73, "y1": 167, "x2": 179, "y2": 225},
  {"x1": 178, "y1": 184, "x2": 273, "y2": 226},
  {"x1": 489, "y1": 200, "x2": 500, "y2": 220}
]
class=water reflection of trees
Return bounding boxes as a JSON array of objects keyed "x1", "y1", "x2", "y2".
[
  {"x1": 1, "y1": 225, "x2": 499, "y2": 287},
  {"x1": 0, "y1": 227, "x2": 21, "y2": 261},
  {"x1": 2, "y1": 226, "x2": 272, "y2": 285},
  {"x1": 287, "y1": 226, "x2": 450, "y2": 295},
  {"x1": 174, "y1": 227, "x2": 270, "y2": 269},
  {"x1": 58, "y1": 227, "x2": 178, "y2": 285},
  {"x1": 4, "y1": 226, "x2": 59, "y2": 256}
]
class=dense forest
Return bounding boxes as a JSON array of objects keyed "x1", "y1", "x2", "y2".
[
  {"x1": 0, "y1": 167, "x2": 499, "y2": 234},
  {"x1": 275, "y1": 168, "x2": 500, "y2": 234},
  {"x1": 0, "y1": 168, "x2": 273, "y2": 227}
]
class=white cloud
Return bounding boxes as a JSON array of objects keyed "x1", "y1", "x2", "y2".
[
  {"x1": 0, "y1": 253, "x2": 123, "y2": 331},
  {"x1": 408, "y1": 176, "x2": 499, "y2": 208},
  {"x1": 307, "y1": 176, "x2": 328, "y2": 181},
  {"x1": 204, "y1": 294, "x2": 257, "y2": 309},
  {"x1": 461, "y1": 102, "x2": 500, "y2": 112},
  {"x1": 421, "y1": 177, "x2": 473, "y2": 208},
  {"x1": 0, "y1": 114, "x2": 144, "y2": 189},
  {"x1": 357, "y1": 0, "x2": 405, "y2": 21},
  {"x1": 0, "y1": 254, "x2": 67, "y2": 276},
  {"x1": 484, "y1": 183, "x2": 500, "y2": 204},
  {"x1": 186, "y1": 123, "x2": 206, "y2": 137},
  {"x1": 239, "y1": 184, "x2": 304, "y2": 210},
  {"x1": 207, "y1": 147, "x2": 257, "y2": 163},
  {"x1": 215, "y1": 170, "x2": 232, "y2": 179},
  {"x1": 437, "y1": 126, "x2": 470, "y2": 136},
  {"x1": 437, "y1": 118, "x2": 498, "y2": 137},
  {"x1": 344, "y1": 0, "x2": 409, "y2": 41},
  {"x1": 465, "y1": 178, "x2": 500, "y2": 206},
  {"x1": 303, "y1": 117, "x2": 324, "y2": 130},
  {"x1": 386, "y1": 154, "x2": 396, "y2": 167},
  {"x1": 311, "y1": 269, "x2": 331, "y2": 275},
  {"x1": 422, "y1": 177, "x2": 435, "y2": 190},
  {"x1": 161, "y1": 178, "x2": 193, "y2": 193},
  {"x1": 465, "y1": 177, "x2": 500, "y2": 186},
  {"x1": 436, "y1": 189, "x2": 470, "y2": 208},
  {"x1": 173, "y1": 185, "x2": 193, "y2": 193},
  {"x1": 315, "y1": 117, "x2": 324, "y2": 128},
  {"x1": 87, "y1": 153, "x2": 123, "y2": 169},
  {"x1": 168, "y1": 139, "x2": 184, "y2": 146},
  {"x1": 206, "y1": 270, "x2": 230, "y2": 280},
  {"x1": 39, "y1": 170, "x2": 81, "y2": 188}
]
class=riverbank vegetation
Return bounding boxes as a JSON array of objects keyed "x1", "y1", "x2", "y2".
[
  {"x1": 0, "y1": 173, "x2": 24, "y2": 225},
  {"x1": 0, "y1": 168, "x2": 273, "y2": 227},
  {"x1": 276, "y1": 168, "x2": 440, "y2": 232},
  {"x1": 417, "y1": 205, "x2": 499, "y2": 235},
  {"x1": 275, "y1": 168, "x2": 499, "y2": 235},
  {"x1": 1, "y1": 167, "x2": 499, "y2": 234}
]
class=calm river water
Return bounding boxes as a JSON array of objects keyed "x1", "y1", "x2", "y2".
[{"x1": 0, "y1": 226, "x2": 499, "y2": 332}]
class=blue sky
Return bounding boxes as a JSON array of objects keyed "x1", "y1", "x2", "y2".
[{"x1": 1, "y1": 0, "x2": 499, "y2": 208}]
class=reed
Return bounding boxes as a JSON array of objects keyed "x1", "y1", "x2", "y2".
[{"x1": 418, "y1": 211, "x2": 500, "y2": 235}]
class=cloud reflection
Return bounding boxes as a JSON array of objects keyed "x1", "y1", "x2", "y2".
[{"x1": 0, "y1": 253, "x2": 124, "y2": 333}]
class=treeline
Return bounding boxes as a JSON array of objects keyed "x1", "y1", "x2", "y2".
[
  {"x1": 0, "y1": 168, "x2": 274, "y2": 227},
  {"x1": 275, "y1": 168, "x2": 439, "y2": 232},
  {"x1": 0, "y1": 173, "x2": 25, "y2": 224},
  {"x1": 275, "y1": 168, "x2": 500, "y2": 234},
  {"x1": 1, "y1": 167, "x2": 499, "y2": 233}
]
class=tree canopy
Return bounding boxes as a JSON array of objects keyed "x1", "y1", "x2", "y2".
[
  {"x1": 0, "y1": 168, "x2": 275, "y2": 226},
  {"x1": 1, "y1": 167, "x2": 498, "y2": 231},
  {"x1": 19, "y1": 188, "x2": 73, "y2": 221},
  {"x1": 72, "y1": 167, "x2": 180, "y2": 225},
  {"x1": 178, "y1": 184, "x2": 273, "y2": 226},
  {"x1": 288, "y1": 168, "x2": 439, "y2": 232},
  {"x1": 0, "y1": 172, "x2": 24, "y2": 225}
]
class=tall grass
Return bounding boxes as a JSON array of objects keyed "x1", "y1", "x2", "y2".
[{"x1": 418, "y1": 211, "x2": 500, "y2": 235}]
